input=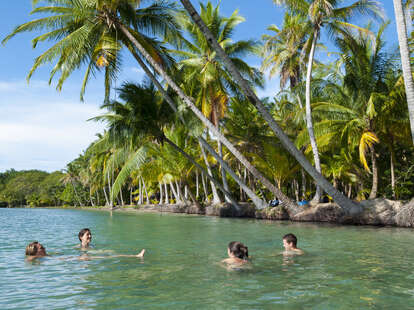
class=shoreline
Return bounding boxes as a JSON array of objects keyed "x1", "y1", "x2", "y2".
[{"x1": 39, "y1": 198, "x2": 414, "y2": 228}]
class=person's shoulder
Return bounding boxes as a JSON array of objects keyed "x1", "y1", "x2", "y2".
[{"x1": 294, "y1": 248, "x2": 304, "y2": 255}]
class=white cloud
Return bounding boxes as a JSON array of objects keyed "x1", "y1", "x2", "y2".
[{"x1": 0, "y1": 79, "x2": 105, "y2": 172}]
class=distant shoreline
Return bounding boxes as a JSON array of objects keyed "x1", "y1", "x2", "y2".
[{"x1": 30, "y1": 198, "x2": 414, "y2": 228}]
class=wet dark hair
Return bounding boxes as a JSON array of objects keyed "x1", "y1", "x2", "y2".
[
  {"x1": 283, "y1": 233, "x2": 297, "y2": 247},
  {"x1": 228, "y1": 241, "x2": 248, "y2": 259},
  {"x1": 78, "y1": 228, "x2": 91, "y2": 242},
  {"x1": 25, "y1": 241, "x2": 45, "y2": 256}
]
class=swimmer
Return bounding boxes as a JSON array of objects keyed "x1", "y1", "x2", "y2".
[
  {"x1": 78, "y1": 228, "x2": 92, "y2": 249},
  {"x1": 282, "y1": 233, "x2": 304, "y2": 255},
  {"x1": 76, "y1": 228, "x2": 145, "y2": 258},
  {"x1": 25, "y1": 241, "x2": 48, "y2": 261},
  {"x1": 221, "y1": 241, "x2": 249, "y2": 268}
]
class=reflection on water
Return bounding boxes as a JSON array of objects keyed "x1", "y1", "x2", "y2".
[{"x1": 1, "y1": 208, "x2": 414, "y2": 309}]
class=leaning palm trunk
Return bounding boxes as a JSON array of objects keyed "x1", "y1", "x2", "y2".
[
  {"x1": 126, "y1": 41, "x2": 267, "y2": 210},
  {"x1": 169, "y1": 181, "x2": 179, "y2": 203},
  {"x1": 71, "y1": 180, "x2": 83, "y2": 207},
  {"x1": 393, "y1": 0, "x2": 414, "y2": 145},
  {"x1": 103, "y1": 186, "x2": 110, "y2": 206},
  {"x1": 217, "y1": 126, "x2": 230, "y2": 202},
  {"x1": 126, "y1": 44, "x2": 222, "y2": 204},
  {"x1": 199, "y1": 140, "x2": 221, "y2": 204},
  {"x1": 199, "y1": 137, "x2": 267, "y2": 209},
  {"x1": 201, "y1": 172, "x2": 209, "y2": 202},
  {"x1": 178, "y1": 0, "x2": 361, "y2": 216},
  {"x1": 306, "y1": 29, "x2": 323, "y2": 203},
  {"x1": 116, "y1": 22, "x2": 299, "y2": 215},
  {"x1": 164, "y1": 137, "x2": 241, "y2": 209}
]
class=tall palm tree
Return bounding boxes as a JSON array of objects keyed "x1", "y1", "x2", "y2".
[
  {"x1": 272, "y1": 0, "x2": 383, "y2": 202},
  {"x1": 261, "y1": 13, "x2": 310, "y2": 91},
  {"x1": 92, "y1": 80, "x2": 243, "y2": 207},
  {"x1": 170, "y1": 2, "x2": 264, "y2": 202},
  {"x1": 4, "y1": 0, "x2": 289, "y2": 212},
  {"x1": 2, "y1": 0, "x2": 179, "y2": 101},
  {"x1": 310, "y1": 24, "x2": 395, "y2": 199},
  {"x1": 179, "y1": 0, "x2": 366, "y2": 215},
  {"x1": 393, "y1": 0, "x2": 414, "y2": 145}
]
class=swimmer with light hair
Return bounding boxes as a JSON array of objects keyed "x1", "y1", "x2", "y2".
[{"x1": 25, "y1": 241, "x2": 48, "y2": 261}]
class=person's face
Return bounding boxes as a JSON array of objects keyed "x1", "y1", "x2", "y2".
[
  {"x1": 283, "y1": 239, "x2": 291, "y2": 250},
  {"x1": 227, "y1": 248, "x2": 233, "y2": 258},
  {"x1": 36, "y1": 243, "x2": 47, "y2": 256},
  {"x1": 81, "y1": 231, "x2": 92, "y2": 245}
]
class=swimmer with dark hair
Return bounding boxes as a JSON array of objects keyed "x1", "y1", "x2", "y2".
[
  {"x1": 76, "y1": 228, "x2": 145, "y2": 258},
  {"x1": 78, "y1": 228, "x2": 92, "y2": 249},
  {"x1": 282, "y1": 233, "x2": 304, "y2": 255},
  {"x1": 221, "y1": 241, "x2": 249, "y2": 268}
]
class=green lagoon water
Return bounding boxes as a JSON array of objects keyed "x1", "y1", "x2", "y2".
[{"x1": 1, "y1": 208, "x2": 414, "y2": 309}]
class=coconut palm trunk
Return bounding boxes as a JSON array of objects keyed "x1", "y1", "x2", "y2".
[
  {"x1": 217, "y1": 126, "x2": 230, "y2": 202},
  {"x1": 391, "y1": 151, "x2": 396, "y2": 199},
  {"x1": 199, "y1": 137, "x2": 267, "y2": 209},
  {"x1": 305, "y1": 29, "x2": 323, "y2": 203},
  {"x1": 368, "y1": 147, "x2": 378, "y2": 199},
  {"x1": 159, "y1": 182, "x2": 163, "y2": 205},
  {"x1": 393, "y1": 0, "x2": 414, "y2": 145},
  {"x1": 201, "y1": 172, "x2": 209, "y2": 202},
  {"x1": 126, "y1": 40, "x2": 267, "y2": 210},
  {"x1": 116, "y1": 22, "x2": 300, "y2": 215},
  {"x1": 164, "y1": 137, "x2": 241, "y2": 209},
  {"x1": 125, "y1": 44, "x2": 225, "y2": 203},
  {"x1": 178, "y1": 0, "x2": 361, "y2": 216},
  {"x1": 103, "y1": 187, "x2": 110, "y2": 206},
  {"x1": 142, "y1": 177, "x2": 150, "y2": 204},
  {"x1": 199, "y1": 140, "x2": 221, "y2": 204}
]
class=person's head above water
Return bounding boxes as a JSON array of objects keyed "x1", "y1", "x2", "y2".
[
  {"x1": 78, "y1": 228, "x2": 92, "y2": 247},
  {"x1": 227, "y1": 241, "x2": 249, "y2": 260},
  {"x1": 283, "y1": 233, "x2": 298, "y2": 249},
  {"x1": 25, "y1": 241, "x2": 47, "y2": 257}
]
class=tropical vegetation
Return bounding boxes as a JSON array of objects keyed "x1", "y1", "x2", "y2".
[{"x1": 1, "y1": 0, "x2": 413, "y2": 213}]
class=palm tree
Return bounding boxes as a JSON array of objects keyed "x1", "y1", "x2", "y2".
[
  {"x1": 2, "y1": 0, "x2": 179, "y2": 101},
  {"x1": 4, "y1": 0, "x2": 291, "y2": 212},
  {"x1": 261, "y1": 13, "x2": 310, "y2": 91},
  {"x1": 92, "y1": 80, "x2": 244, "y2": 208},
  {"x1": 272, "y1": 0, "x2": 383, "y2": 202},
  {"x1": 393, "y1": 0, "x2": 414, "y2": 145},
  {"x1": 310, "y1": 24, "x2": 395, "y2": 199},
  {"x1": 179, "y1": 0, "x2": 364, "y2": 215},
  {"x1": 170, "y1": 2, "x2": 264, "y2": 203}
]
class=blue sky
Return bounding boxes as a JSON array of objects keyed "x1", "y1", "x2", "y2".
[{"x1": 0, "y1": 0, "x2": 398, "y2": 172}]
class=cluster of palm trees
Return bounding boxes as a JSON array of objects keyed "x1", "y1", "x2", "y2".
[{"x1": 3, "y1": 0, "x2": 414, "y2": 216}]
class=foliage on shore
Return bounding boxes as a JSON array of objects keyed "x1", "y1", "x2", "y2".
[{"x1": 2, "y1": 0, "x2": 414, "y2": 210}]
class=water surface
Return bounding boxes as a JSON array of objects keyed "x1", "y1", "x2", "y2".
[{"x1": 1, "y1": 208, "x2": 414, "y2": 309}]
